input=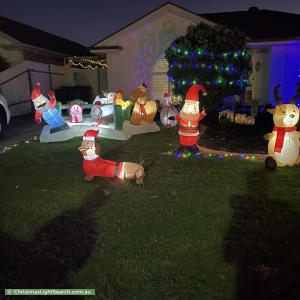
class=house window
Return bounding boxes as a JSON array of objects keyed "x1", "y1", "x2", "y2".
[{"x1": 151, "y1": 58, "x2": 171, "y2": 100}]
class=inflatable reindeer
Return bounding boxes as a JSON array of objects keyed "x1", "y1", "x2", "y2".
[{"x1": 265, "y1": 84, "x2": 300, "y2": 168}]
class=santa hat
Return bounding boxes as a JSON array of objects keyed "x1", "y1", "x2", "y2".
[
  {"x1": 185, "y1": 84, "x2": 207, "y2": 102},
  {"x1": 83, "y1": 129, "x2": 99, "y2": 141},
  {"x1": 31, "y1": 82, "x2": 41, "y2": 102},
  {"x1": 163, "y1": 93, "x2": 170, "y2": 98}
]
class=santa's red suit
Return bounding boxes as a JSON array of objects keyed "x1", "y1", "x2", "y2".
[
  {"x1": 176, "y1": 113, "x2": 206, "y2": 146},
  {"x1": 81, "y1": 130, "x2": 125, "y2": 179},
  {"x1": 83, "y1": 156, "x2": 125, "y2": 178},
  {"x1": 176, "y1": 84, "x2": 207, "y2": 147}
]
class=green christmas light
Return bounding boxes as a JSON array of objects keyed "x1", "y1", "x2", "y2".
[{"x1": 172, "y1": 45, "x2": 249, "y2": 59}]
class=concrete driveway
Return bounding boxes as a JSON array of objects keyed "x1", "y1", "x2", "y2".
[{"x1": 0, "y1": 114, "x2": 41, "y2": 148}]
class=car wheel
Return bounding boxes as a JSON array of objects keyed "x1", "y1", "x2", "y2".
[{"x1": 0, "y1": 112, "x2": 7, "y2": 140}]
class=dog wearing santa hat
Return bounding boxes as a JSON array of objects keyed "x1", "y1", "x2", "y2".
[
  {"x1": 78, "y1": 129, "x2": 144, "y2": 184},
  {"x1": 31, "y1": 82, "x2": 69, "y2": 133},
  {"x1": 169, "y1": 84, "x2": 207, "y2": 156}
]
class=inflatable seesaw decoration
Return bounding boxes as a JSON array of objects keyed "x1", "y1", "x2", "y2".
[
  {"x1": 265, "y1": 83, "x2": 300, "y2": 168},
  {"x1": 79, "y1": 129, "x2": 145, "y2": 184},
  {"x1": 31, "y1": 83, "x2": 69, "y2": 133}
]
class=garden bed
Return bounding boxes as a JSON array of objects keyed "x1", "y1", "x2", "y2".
[{"x1": 198, "y1": 112, "x2": 274, "y2": 154}]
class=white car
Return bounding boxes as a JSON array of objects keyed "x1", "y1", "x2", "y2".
[{"x1": 0, "y1": 94, "x2": 10, "y2": 139}]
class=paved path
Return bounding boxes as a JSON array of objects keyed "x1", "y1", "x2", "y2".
[{"x1": 0, "y1": 114, "x2": 41, "y2": 147}]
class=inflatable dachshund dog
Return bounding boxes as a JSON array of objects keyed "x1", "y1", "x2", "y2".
[{"x1": 79, "y1": 129, "x2": 145, "y2": 184}]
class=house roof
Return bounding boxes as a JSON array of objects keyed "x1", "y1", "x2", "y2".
[
  {"x1": 201, "y1": 7, "x2": 300, "y2": 42},
  {"x1": 91, "y1": 3, "x2": 300, "y2": 50},
  {"x1": 0, "y1": 16, "x2": 90, "y2": 56},
  {"x1": 90, "y1": 2, "x2": 208, "y2": 48}
]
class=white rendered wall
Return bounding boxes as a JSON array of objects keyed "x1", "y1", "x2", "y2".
[{"x1": 95, "y1": 7, "x2": 210, "y2": 98}]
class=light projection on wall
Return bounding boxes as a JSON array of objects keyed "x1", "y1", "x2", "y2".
[
  {"x1": 78, "y1": 129, "x2": 145, "y2": 184},
  {"x1": 265, "y1": 84, "x2": 300, "y2": 169}
]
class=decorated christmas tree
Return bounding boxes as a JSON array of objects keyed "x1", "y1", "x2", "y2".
[{"x1": 165, "y1": 23, "x2": 251, "y2": 111}]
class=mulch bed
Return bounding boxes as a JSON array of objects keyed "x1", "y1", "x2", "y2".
[{"x1": 198, "y1": 113, "x2": 274, "y2": 154}]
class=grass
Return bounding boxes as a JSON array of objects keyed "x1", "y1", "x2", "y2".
[{"x1": 1, "y1": 128, "x2": 300, "y2": 299}]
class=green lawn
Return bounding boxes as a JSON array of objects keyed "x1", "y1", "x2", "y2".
[{"x1": 1, "y1": 128, "x2": 300, "y2": 299}]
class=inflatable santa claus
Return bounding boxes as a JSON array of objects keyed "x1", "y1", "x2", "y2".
[
  {"x1": 170, "y1": 84, "x2": 207, "y2": 156},
  {"x1": 79, "y1": 129, "x2": 144, "y2": 184}
]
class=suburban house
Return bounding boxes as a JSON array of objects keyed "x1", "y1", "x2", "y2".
[
  {"x1": 91, "y1": 2, "x2": 300, "y2": 106},
  {"x1": 1, "y1": 2, "x2": 300, "y2": 117},
  {"x1": 0, "y1": 16, "x2": 107, "y2": 116}
]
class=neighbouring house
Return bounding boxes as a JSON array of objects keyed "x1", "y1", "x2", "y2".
[
  {"x1": 0, "y1": 16, "x2": 90, "y2": 66},
  {"x1": 0, "y1": 16, "x2": 107, "y2": 116},
  {"x1": 90, "y1": 2, "x2": 300, "y2": 107}
]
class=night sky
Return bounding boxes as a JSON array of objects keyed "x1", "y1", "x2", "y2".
[{"x1": 1, "y1": 0, "x2": 300, "y2": 46}]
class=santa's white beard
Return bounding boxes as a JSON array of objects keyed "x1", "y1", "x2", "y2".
[
  {"x1": 180, "y1": 102, "x2": 200, "y2": 121},
  {"x1": 84, "y1": 144, "x2": 96, "y2": 157},
  {"x1": 179, "y1": 111, "x2": 200, "y2": 122}
]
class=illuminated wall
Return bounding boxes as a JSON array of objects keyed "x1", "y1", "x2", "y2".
[
  {"x1": 268, "y1": 43, "x2": 300, "y2": 106},
  {"x1": 96, "y1": 5, "x2": 213, "y2": 97}
]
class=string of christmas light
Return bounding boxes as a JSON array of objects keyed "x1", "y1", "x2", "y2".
[
  {"x1": 161, "y1": 146, "x2": 267, "y2": 161},
  {"x1": 167, "y1": 41, "x2": 251, "y2": 93},
  {"x1": 69, "y1": 59, "x2": 108, "y2": 70},
  {"x1": 171, "y1": 77, "x2": 249, "y2": 88},
  {"x1": 0, "y1": 136, "x2": 39, "y2": 154},
  {"x1": 171, "y1": 44, "x2": 250, "y2": 59},
  {"x1": 169, "y1": 61, "x2": 237, "y2": 74}
]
